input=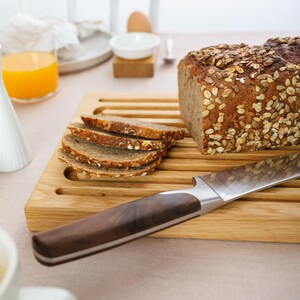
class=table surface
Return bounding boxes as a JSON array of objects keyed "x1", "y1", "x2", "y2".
[{"x1": 1, "y1": 32, "x2": 300, "y2": 300}]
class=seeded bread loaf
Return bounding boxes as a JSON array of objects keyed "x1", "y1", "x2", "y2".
[
  {"x1": 81, "y1": 114, "x2": 185, "y2": 141},
  {"x1": 178, "y1": 36, "x2": 300, "y2": 154},
  {"x1": 68, "y1": 123, "x2": 174, "y2": 151},
  {"x1": 57, "y1": 149, "x2": 161, "y2": 178},
  {"x1": 62, "y1": 134, "x2": 165, "y2": 169}
]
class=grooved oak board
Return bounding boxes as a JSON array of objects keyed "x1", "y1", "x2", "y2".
[{"x1": 24, "y1": 93, "x2": 300, "y2": 243}]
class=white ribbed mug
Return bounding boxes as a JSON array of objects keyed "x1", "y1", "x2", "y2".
[
  {"x1": 0, "y1": 227, "x2": 77, "y2": 300},
  {"x1": 0, "y1": 45, "x2": 32, "y2": 172}
]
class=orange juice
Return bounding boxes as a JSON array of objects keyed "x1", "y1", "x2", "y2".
[{"x1": 2, "y1": 52, "x2": 58, "y2": 99}]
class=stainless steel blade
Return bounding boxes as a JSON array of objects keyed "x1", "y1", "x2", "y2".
[{"x1": 199, "y1": 152, "x2": 300, "y2": 202}]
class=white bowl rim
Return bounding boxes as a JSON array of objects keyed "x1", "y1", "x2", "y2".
[{"x1": 109, "y1": 32, "x2": 160, "y2": 52}]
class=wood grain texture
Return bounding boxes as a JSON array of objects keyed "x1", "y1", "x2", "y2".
[
  {"x1": 32, "y1": 192, "x2": 200, "y2": 265},
  {"x1": 113, "y1": 56, "x2": 155, "y2": 78},
  {"x1": 24, "y1": 93, "x2": 300, "y2": 243}
]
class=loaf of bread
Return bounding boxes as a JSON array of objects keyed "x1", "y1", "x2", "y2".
[{"x1": 178, "y1": 36, "x2": 300, "y2": 154}]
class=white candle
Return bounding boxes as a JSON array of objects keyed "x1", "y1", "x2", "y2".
[
  {"x1": 67, "y1": 0, "x2": 77, "y2": 22},
  {"x1": 110, "y1": 0, "x2": 119, "y2": 32},
  {"x1": 149, "y1": 0, "x2": 160, "y2": 32}
]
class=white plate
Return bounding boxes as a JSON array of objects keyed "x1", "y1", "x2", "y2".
[{"x1": 58, "y1": 31, "x2": 113, "y2": 74}]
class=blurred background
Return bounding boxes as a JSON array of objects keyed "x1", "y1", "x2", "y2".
[{"x1": 0, "y1": 0, "x2": 299, "y2": 33}]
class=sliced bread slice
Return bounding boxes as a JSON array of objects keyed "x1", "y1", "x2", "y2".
[
  {"x1": 57, "y1": 149, "x2": 161, "y2": 178},
  {"x1": 68, "y1": 123, "x2": 174, "y2": 151},
  {"x1": 81, "y1": 114, "x2": 185, "y2": 141},
  {"x1": 62, "y1": 134, "x2": 165, "y2": 169}
]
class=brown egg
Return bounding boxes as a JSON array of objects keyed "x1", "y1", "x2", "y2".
[{"x1": 127, "y1": 11, "x2": 152, "y2": 33}]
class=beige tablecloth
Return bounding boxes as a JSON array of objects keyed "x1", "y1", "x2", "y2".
[{"x1": 1, "y1": 33, "x2": 300, "y2": 300}]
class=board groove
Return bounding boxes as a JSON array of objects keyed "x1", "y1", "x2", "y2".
[{"x1": 24, "y1": 93, "x2": 300, "y2": 243}]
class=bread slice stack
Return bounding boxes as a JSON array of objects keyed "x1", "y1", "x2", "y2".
[{"x1": 57, "y1": 115, "x2": 185, "y2": 178}]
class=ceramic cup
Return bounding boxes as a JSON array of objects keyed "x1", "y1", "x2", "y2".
[{"x1": 0, "y1": 227, "x2": 77, "y2": 300}]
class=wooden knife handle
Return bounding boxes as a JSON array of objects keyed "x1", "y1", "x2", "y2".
[{"x1": 32, "y1": 192, "x2": 201, "y2": 266}]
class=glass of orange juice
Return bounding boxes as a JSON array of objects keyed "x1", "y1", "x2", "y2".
[{"x1": 2, "y1": 34, "x2": 59, "y2": 103}]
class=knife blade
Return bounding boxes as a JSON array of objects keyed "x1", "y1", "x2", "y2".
[{"x1": 32, "y1": 152, "x2": 300, "y2": 266}]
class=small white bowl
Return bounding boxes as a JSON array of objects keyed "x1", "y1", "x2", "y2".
[{"x1": 109, "y1": 32, "x2": 160, "y2": 60}]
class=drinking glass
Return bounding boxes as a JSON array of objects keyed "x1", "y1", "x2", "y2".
[{"x1": 1, "y1": 34, "x2": 59, "y2": 103}]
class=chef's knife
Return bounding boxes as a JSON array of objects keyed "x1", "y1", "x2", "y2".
[{"x1": 32, "y1": 152, "x2": 300, "y2": 266}]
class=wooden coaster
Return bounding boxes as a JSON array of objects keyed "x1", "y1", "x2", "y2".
[{"x1": 113, "y1": 55, "x2": 155, "y2": 78}]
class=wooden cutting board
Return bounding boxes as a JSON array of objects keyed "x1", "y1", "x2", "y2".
[{"x1": 24, "y1": 93, "x2": 300, "y2": 243}]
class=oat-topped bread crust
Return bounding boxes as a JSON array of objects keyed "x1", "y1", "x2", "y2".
[
  {"x1": 62, "y1": 134, "x2": 165, "y2": 169},
  {"x1": 178, "y1": 36, "x2": 300, "y2": 153},
  {"x1": 68, "y1": 123, "x2": 174, "y2": 151},
  {"x1": 57, "y1": 149, "x2": 162, "y2": 178},
  {"x1": 81, "y1": 114, "x2": 185, "y2": 141}
]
